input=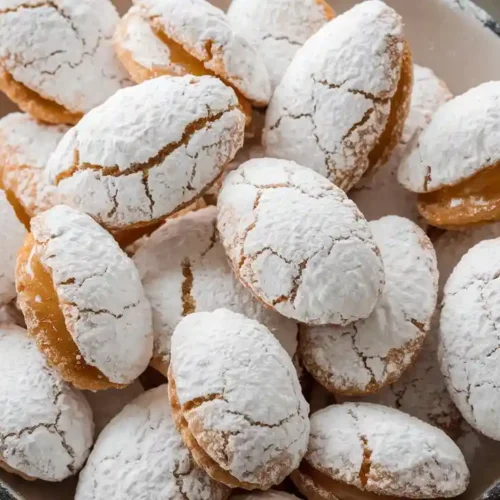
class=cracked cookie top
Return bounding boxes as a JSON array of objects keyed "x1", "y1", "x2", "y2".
[
  {"x1": 132, "y1": 0, "x2": 271, "y2": 106},
  {"x1": 440, "y1": 237, "x2": 500, "y2": 441},
  {"x1": 168, "y1": 308, "x2": 309, "y2": 490},
  {"x1": 263, "y1": 0, "x2": 407, "y2": 192},
  {"x1": 232, "y1": 492, "x2": 300, "y2": 499},
  {"x1": 46, "y1": 75, "x2": 245, "y2": 231},
  {"x1": 300, "y1": 216, "x2": 438, "y2": 395},
  {"x1": 217, "y1": 158, "x2": 385, "y2": 326},
  {"x1": 0, "y1": 0, "x2": 129, "y2": 123},
  {"x1": 294, "y1": 403, "x2": 469, "y2": 498},
  {"x1": 227, "y1": 0, "x2": 334, "y2": 91},
  {"x1": 132, "y1": 206, "x2": 298, "y2": 372},
  {"x1": 76, "y1": 386, "x2": 230, "y2": 500},
  {"x1": 0, "y1": 325, "x2": 93, "y2": 481}
]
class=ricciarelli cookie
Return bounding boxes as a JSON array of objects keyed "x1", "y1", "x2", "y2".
[
  {"x1": 132, "y1": 206, "x2": 298, "y2": 375},
  {"x1": 0, "y1": 325, "x2": 93, "y2": 482},
  {"x1": 0, "y1": 0, "x2": 129, "y2": 125},
  {"x1": 291, "y1": 403, "x2": 469, "y2": 499},
  {"x1": 263, "y1": 0, "x2": 412, "y2": 192},
  {"x1": 232, "y1": 493, "x2": 300, "y2": 500},
  {"x1": 399, "y1": 81, "x2": 500, "y2": 228},
  {"x1": 47, "y1": 75, "x2": 245, "y2": 232},
  {"x1": 168, "y1": 309, "x2": 309, "y2": 490},
  {"x1": 16, "y1": 205, "x2": 153, "y2": 391},
  {"x1": 300, "y1": 216, "x2": 438, "y2": 395},
  {"x1": 75, "y1": 386, "x2": 230, "y2": 500},
  {"x1": 217, "y1": 158, "x2": 385, "y2": 325}
]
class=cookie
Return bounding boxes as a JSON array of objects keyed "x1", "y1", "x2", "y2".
[
  {"x1": 263, "y1": 0, "x2": 412, "y2": 192},
  {"x1": 132, "y1": 206, "x2": 298, "y2": 375},
  {"x1": 0, "y1": 0, "x2": 129, "y2": 124},
  {"x1": 300, "y1": 216, "x2": 438, "y2": 395},
  {"x1": 0, "y1": 301, "x2": 25, "y2": 328},
  {"x1": 47, "y1": 75, "x2": 245, "y2": 232},
  {"x1": 168, "y1": 309, "x2": 309, "y2": 490},
  {"x1": 75, "y1": 386, "x2": 230, "y2": 500},
  {"x1": 291, "y1": 403, "x2": 469, "y2": 499},
  {"x1": 0, "y1": 325, "x2": 93, "y2": 482},
  {"x1": 232, "y1": 493, "x2": 300, "y2": 500},
  {"x1": 226, "y1": 0, "x2": 334, "y2": 91},
  {"x1": 16, "y1": 205, "x2": 153, "y2": 391},
  {"x1": 399, "y1": 81, "x2": 500, "y2": 228},
  {"x1": 0, "y1": 113, "x2": 67, "y2": 227},
  {"x1": 350, "y1": 65, "x2": 452, "y2": 223},
  {"x1": 217, "y1": 158, "x2": 385, "y2": 325}
]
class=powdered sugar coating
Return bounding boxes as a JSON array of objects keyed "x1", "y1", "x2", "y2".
[
  {"x1": 263, "y1": 1, "x2": 404, "y2": 191},
  {"x1": 169, "y1": 309, "x2": 309, "y2": 488},
  {"x1": 133, "y1": 206, "x2": 298, "y2": 367},
  {"x1": 217, "y1": 158, "x2": 384, "y2": 325},
  {"x1": 227, "y1": 0, "x2": 332, "y2": 90},
  {"x1": 76, "y1": 386, "x2": 229, "y2": 500},
  {"x1": 304, "y1": 403, "x2": 469, "y2": 497},
  {"x1": 47, "y1": 75, "x2": 245, "y2": 230},
  {"x1": 399, "y1": 81, "x2": 500, "y2": 192},
  {"x1": 27, "y1": 205, "x2": 153, "y2": 384},
  {"x1": 232, "y1": 492, "x2": 299, "y2": 500},
  {"x1": 0, "y1": 325, "x2": 93, "y2": 481},
  {"x1": 134, "y1": 0, "x2": 271, "y2": 106},
  {"x1": 0, "y1": 189, "x2": 26, "y2": 304},
  {"x1": 0, "y1": 0, "x2": 129, "y2": 114},
  {"x1": 300, "y1": 216, "x2": 438, "y2": 395}
]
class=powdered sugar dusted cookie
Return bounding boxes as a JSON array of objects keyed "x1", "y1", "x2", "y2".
[
  {"x1": 16, "y1": 205, "x2": 153, "y2": 391},
  {"x1": 0, "y1": 325, "x2": 93, "y2": 481},
  {"x1": 76, "y1": 386, "x2": 230, "y2": 500},
  {"x1": 351, "y1": 65, "x2": 452, "y2": 223},
  {"x1": 227, "y1": 0, "x2": 334, "y2": 91},
  {"x1": 168, "y1": 309, "x2": 309, "y2": 490},
  {"x1": 133, "y1": 206, "x2": 298, "y2": 374},
  {"x1": 217, "y1": 158, "x2": 385, "y2": 325},
  {"x1": 291, "y1": 403, "x2": 469, "y2": 499},
  {"x1": 263, "y1": 0, "x2": 412, "y2": 192},
  {"x1": 0, "y1": 0, "x2": 129, "y2": 124},
  {"x1": 300, "y1": 216, "x2": 438, "y2": 395},
  {"x1": 232, "y1": 492, "x2": 300, "y2": 500},
  {"x1": 440, "y1": 238, "x2": 500, "y2": 441},
  {"x1": 47, "y1": 75, "x2": 245, "y2": 232}
]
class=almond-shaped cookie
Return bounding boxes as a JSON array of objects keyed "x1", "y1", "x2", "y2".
[
  {"x1": 168, "y1": 309, "x2": 309, "y2": 490},
  {"x1": 0, "y1": 325, "x2": 93, "y2": 482},
  {"x1": 300, "y1": 216, "x2": 438, "y2": 395},
  {"x1": 47, "y1": 75, "x2": 245, "y2": 232},
  {"x1": 16, "y1": 205, "x2": 153, "y2": 391},
  {"x1": 217, "y1": 158, "x2": 385, "y2": 325},
  {"x1": 399, "y1": 81, "x2": 500, "y2": 228},
  {"x1": 263, "y1": 0, "x2": 412, "y2": 192},
  {"x1": 0, "y1": 0, "x2": 129, "y2": 125},
  {"x1": 291, "y1": 403, "x2": 469, "y2": 499},
  {"x1": 227, "y1": 0, "x2": 334, "y2": 91},
  {"x1": 132, "y1": 206, "x2": 298, "y2": 375},
  {"x1": 232, "y1": 493, "x2": 300, "y2": 500},
  {"x1": 76, "y1": 386, "x2": 230, "y2": 500}
]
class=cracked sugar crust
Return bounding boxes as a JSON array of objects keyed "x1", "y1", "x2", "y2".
[
  {"x1": 351, "y1": 65, "x2": 451, "y2": 223},
  {"x1": 0, "y1": 325, "x2": 93, "y2": 481},
  {"x1": 169, "y1": 309, "x2": 310, "y2": 489},
  {"x1": 300, "y1": 216, "x2": 438, "y2": 395},
  {"x1": 76, "y1": 386, "x2": 230, "y2": 500},
  {"x1": 133, "y1": 0, "x2": 271, "y2": 106},
  {"x1": 47, "y1": 75, "x2": 245, "y2": 231},
  {"x1": 0, "y1": 113, "x2": 67, "y2": 220},
  {"x1": 227, "y1": 0, "x2": 333, "y2": 91},
  {"x1": 263, "y1": 0, "x2": 404, "y2": 192},
  {"x1": 304, "y1": 403, "x2": 469, "y2": 498},
  {"x1": 217, "y1": 158, "x2": 385, "y2": 325},
  {"x1": 0, "y1": 189, "x2": 26, "y2": 305},
  {"x1": 232, "y1": 492, "x2": 300, "y2": 500},
  {"x1": 132, "y1": 206, "x2": 298, "y2": 369},
  {"x1": 25, "y1": 205, "x2": 153, "y2": 385},
  {"x1": 399, "y1": 81, "x2": 500, "y2": 193},
  {"x1": 439, "y1": 237, "x2": 500, "y2": 441}
]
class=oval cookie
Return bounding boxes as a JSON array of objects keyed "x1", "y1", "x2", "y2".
[{"x1": 232, "y1": 493, "x2": 300, "y2": 500}]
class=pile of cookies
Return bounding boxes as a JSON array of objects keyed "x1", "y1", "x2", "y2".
[{"x1": 0, "y1": 0, "x2": 498, "y2": 498}]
